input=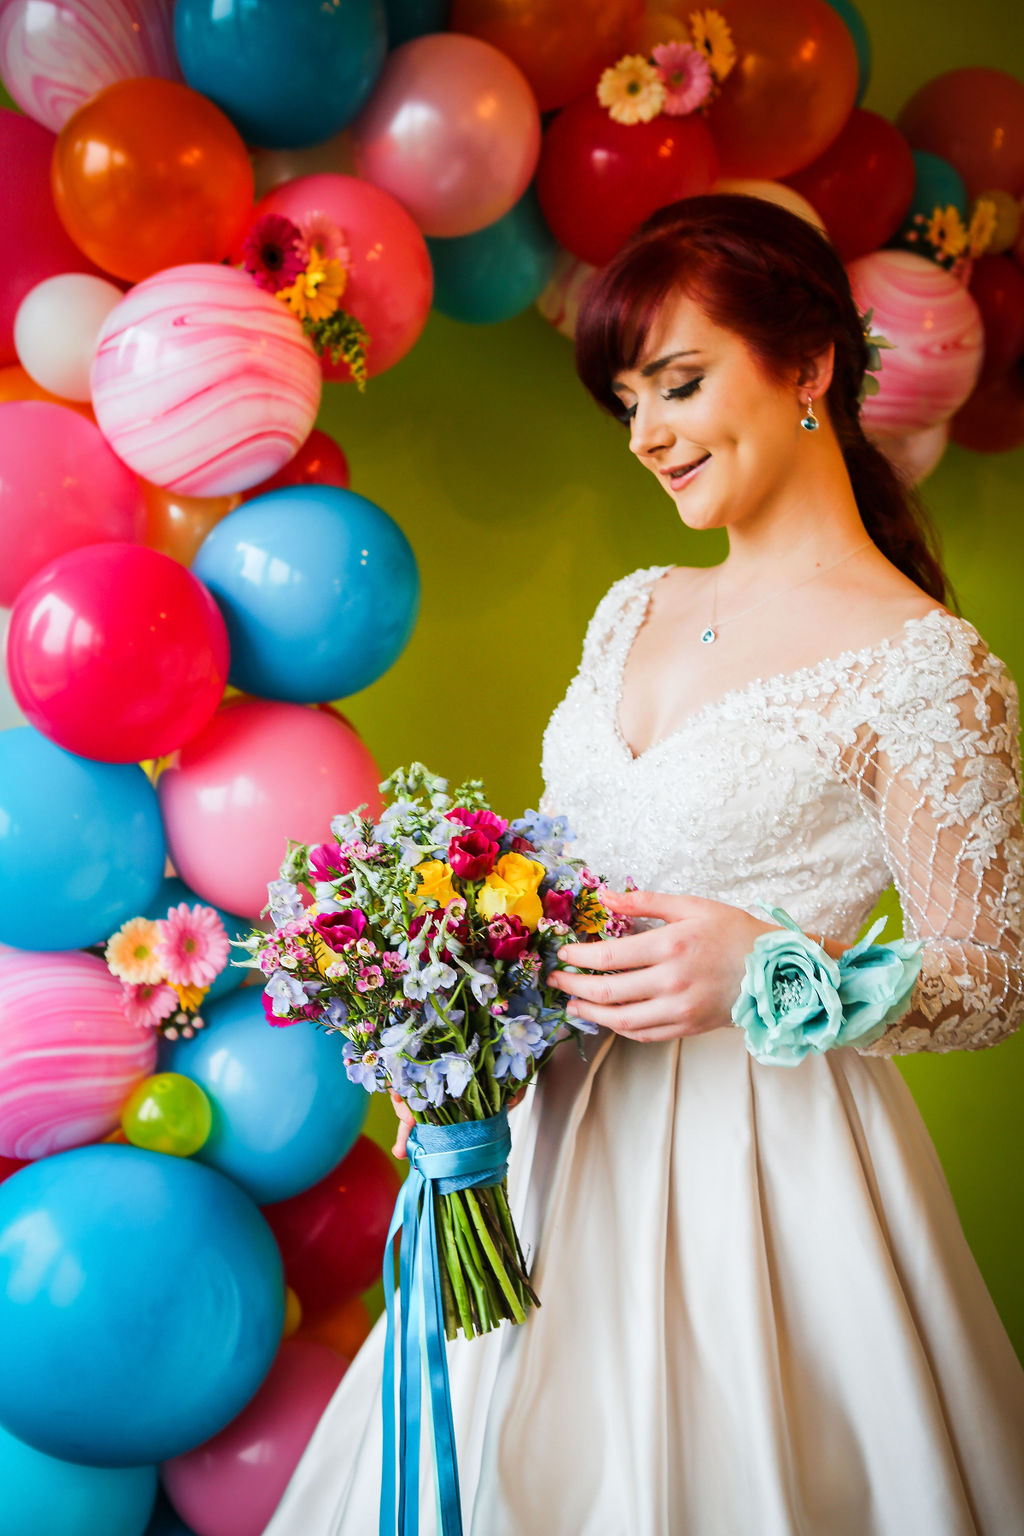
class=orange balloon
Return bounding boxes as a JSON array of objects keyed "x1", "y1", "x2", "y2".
[
  {"x1": 52, "y1": 78, "x2": 254, "y2": 282},
  {"x1": 141, "y1": 480, "x2": 241, "y2": 566},
  {"x1": 0, "y1": 363, "x2": 95, "y2": 419},
  {"x1": 629, "y1": 10, "x2": 690, "y2": 52},
  {"x1": 299, "y1": 1296, "x2": 373, "y2": 1361},
  {"x1": 897, "y1": 69, "x2": 1024, "y2": 204},
  {"x1": 450, "y1": 0, "x2": 643, "y2": 114}
]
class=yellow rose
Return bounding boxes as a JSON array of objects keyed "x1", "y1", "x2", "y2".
[
  {"x1": 476, "y1": 852, "x2": 546, "y2": 931},
  {"x1": 410, "y1": 859, "x2": 457, "y2": 911}
]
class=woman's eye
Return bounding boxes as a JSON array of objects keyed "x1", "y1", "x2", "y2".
[{"x1": 615, "y1": 376, "x2": 703, "y2": 425}]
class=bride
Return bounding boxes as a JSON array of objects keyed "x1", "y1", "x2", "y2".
[{"x1": 265, "y1": 194, "x2": 1024, "y2": 1535}]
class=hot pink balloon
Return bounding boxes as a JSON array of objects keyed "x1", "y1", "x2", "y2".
[
  {"x1": 0, "y1": 109, "x2": 105, "y2": 364},
  {"x1": 244, "y1": 175, "x2": 432, "y2": 380},
  {"x1": 0, "y1": 401, "x2": 144, "y2": 606},
  {"x1": 0, "y1": 948, "x2": 157, "y2": 1159},
  {"x1": 157, "y1": 698, "x2": 383, "y2": 918},
  {"x1": 349, "y1": 33, "x2": 542, "y2": 238},
  {"x1": 6, "y1": 542, "x2": 230, "y2": 762},
  {"x1": 0, "y1": 0, "x2": 180, "y2": 133},
  {"x1": 90, "y1": 264, "x2": 322, "y2": 495},
  {"x1": 847, "y1": 250, "x2": 984, "y2": 436},
  {"x1": 162, "y1": 1341, "x2": 347, "y2": 1536}
]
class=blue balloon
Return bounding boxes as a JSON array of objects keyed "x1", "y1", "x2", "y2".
[
  {"x1": 823, "y1": 0, "x2": 872, "y2": 104},
  {"x1": 174, "y1": 0, "x2": 388, "y2": 148},
  {"x1": 143, "y1": 877, "x2": 249, "y2": 1003},
  {"x1": 191, "y1": 487, "x2": 420, "y2": 704},
  {"x1": 385, "y1": 0, "x2": 449, "y2": 47},
  {"x1": 427, "y1": 187, "x2": 560, "y2": 324},
  {"x1": 169, "y1": 987, "x2": 368, "y2": 1203},
  {"x1": 0, "y1": 1147, "x2": 284, "y2": 1466},
  {"x1": 0, "y1": 727, "x2": 165, "y2": 950},
  {"x1": 0, "y1": 1421, "x2": 156, "y2": 1536}
]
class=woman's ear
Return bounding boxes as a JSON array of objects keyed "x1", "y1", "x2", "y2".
[{"x1": 797, "y1": 341, "x2": 835, "y2": 397}]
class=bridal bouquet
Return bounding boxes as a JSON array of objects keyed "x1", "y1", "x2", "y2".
[{"x1": 235, "y1": 762, "x2": 631, "y2": 1342}]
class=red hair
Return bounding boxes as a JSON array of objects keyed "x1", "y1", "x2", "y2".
[{"x1": 574, "y1": 194, "x2": 953, "y2": 608}]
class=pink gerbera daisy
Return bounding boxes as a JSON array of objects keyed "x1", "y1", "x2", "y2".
[
  {"x1": 155, "y1": 903, "x2": 230, "y2": 989},
  {"x1": 121, "y1": 980, "x2": 179, "y2": 1030},
  {"x1": 652, "y1": 41, "x2": 714, "y2": 115},
  {"x1": 242, "y1": 213, "x2": 306, "y2": 293},
  {"x1": 106, "y1": 917, "x2": 164, "y2": 984},
  {"x1": 296, "y1": 211, "x2": 351, "y2": 270}
]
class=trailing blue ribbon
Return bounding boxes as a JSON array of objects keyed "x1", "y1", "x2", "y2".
[{"x1": 379, "y1": 1110, "x2": 512, "y2": 1536}]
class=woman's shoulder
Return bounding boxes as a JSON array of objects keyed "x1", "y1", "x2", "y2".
[
  {"x1": 579, "y1": 563, "x2": 672, "y2": 653},
  {"x1": 869, "y1": 606, "x2": 1019, "y2": 749}
]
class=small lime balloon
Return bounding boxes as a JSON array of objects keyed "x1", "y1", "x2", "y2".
[
  {"x1": 121, "y1": 1072, "x2": 213, "y2": 1157},
  {"x1": 283, "y1": 1286, "x2": 303, "y2": 1339}
]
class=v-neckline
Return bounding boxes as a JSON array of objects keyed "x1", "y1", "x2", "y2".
[{"x1": 611, "y1": 564, "x2": 954, "y2": 765}]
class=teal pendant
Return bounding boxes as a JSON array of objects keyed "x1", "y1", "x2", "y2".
[{"x1": 700, "y1": 627, "x2": 716, "y2": 644}]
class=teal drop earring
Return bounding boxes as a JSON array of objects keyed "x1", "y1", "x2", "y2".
[{"x1": 800, "y1": 394, "x2": 819, "y2": 432}]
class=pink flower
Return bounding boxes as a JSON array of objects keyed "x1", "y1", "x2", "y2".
[
  {"x1": 309, "y1": 842, "x2": 350, "y2": 881},
  {"x1": 242, "y1": 213, "x2": 305, "y2": 292},
  {"x1": 486, "y1": 914, "x2": 531, "y2": 962},
  {"x1": 448, "y1": 828, "x2": 498, "y2": 880},
  {"x1": 296, "y1": 212, "x2": 351, "y2": 268},
  {"x1": 450, "y1": 806, "x2": 508, "y2": 840},
  {"x1": 652, "y1": 41, "x2": 713, "y2": 115},
  {"x1": 543, "y1": 888, "x2": 574, "y2": 925},
  {"x1": 313, "y1": 907, "x2": 367, "y2": 950},
  {"x1": 155, "y1": 903, "x2": 230, "y2": 988},
  {"x1": 260, "y1": 992, "x2": 316, "y2": 1028},
  {"x1": 356, "y1": 964, "x2": 384, "y2": 992},
  {"x1": 121, "y1": 980, "x2": 179, "y2": 1030}
]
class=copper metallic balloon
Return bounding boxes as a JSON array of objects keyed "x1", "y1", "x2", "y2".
[{"x1": 142, "y1": 481, "x2": 241, "y2": 566}]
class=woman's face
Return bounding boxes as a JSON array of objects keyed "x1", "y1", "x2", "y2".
[{"x1": 609, "y1": 287, "x2": 817, "y2": 533}]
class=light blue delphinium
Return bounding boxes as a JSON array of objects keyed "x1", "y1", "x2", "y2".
[
  {"x1": 494, "y1": 1013, "x2": 547, "y2": 1081},
  {"x1": 266, "y1": 877, "x2": 304, "y2": 927},
  {"x1": 266, "y1": 968, "x2": 308, "y2": 1016}
]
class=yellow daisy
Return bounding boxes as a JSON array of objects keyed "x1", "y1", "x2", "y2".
[
  {"x1": 106, "y1": 918, "x2": 164, "y2": 985},
  {"x1": 689, "y1": 9, "x2": 736, "y2": 82},
  {"x1": 966, "y1": 197, "x2": 998, "y2": 259},
  {"x1": 925, "y1": 204, "x2": 969, "y2": 259},
  {"x1": 597, "y1": 54, "x2": 667, "y2": 124},
  {"x1": 170, "y1": 980, "x2": 209, "y2": 1011},
  {"x1": 276, "y1": 257, "x2": 347, "y2": 323}
]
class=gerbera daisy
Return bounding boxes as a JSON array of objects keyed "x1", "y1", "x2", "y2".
[
  {"x1": 966, "y1": 197, "x2": 997, "y2": 258},
  {"x1": 296, "y1": 212, "x2": 351, "y2": 270},
  {"x1": 120, "y1": 980, "x2": 179, "y2": 1030},
  {"x1": 106, "y1": 917, "x2": 164, "y2": 985},
  {"x1": 926, "y1": 204, "x2": 969, "y2": 259},
  {"x1": 597, "y1": 54, "x2": 666, "y2": 124},
  {"x1": 242, "y1": 213, "x2": 305, "y2": 294},
  {"x1": 653, "y1": 40, "x2": 714, "y2": 115},
  {"x1": 276, "y1": 256, "x2": 348, "y2": 322},
  {"x1": 689, "y1": 9, "x2": 736, "y2": 82},
  {"x1": 155, "y1": 902, "x2": 229, "y2": 988}
]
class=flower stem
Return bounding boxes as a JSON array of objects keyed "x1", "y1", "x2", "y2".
[
  {"x1": 463, "y1": 1188, "x2": 526, "y2": 1323},
  {"x1": 438, "y1": 1203, "x2": 475, "y2": 1338}
]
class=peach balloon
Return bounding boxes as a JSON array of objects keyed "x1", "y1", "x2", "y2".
[
  {"x1": 712, "y1": 178, "x2": 828, "y2": 236},
  {"x1": 0, "y1": 362, "x2": 94, "y2": 417},
  {"x1": 251, "y1": 130, "x2": 357, "y2": 200},
  {"x1": 142, "y1": 482, "x2": 241, "y2": 566},
  {"x1": 299, "y1": 1296, "x2": 374, "y2": 1360},
  {"x1": 871, "y1": 423, "x2": 950, "y2": 485},
  {"x1": 536, "y1": 249, "x2": 599, "y2": 342}
]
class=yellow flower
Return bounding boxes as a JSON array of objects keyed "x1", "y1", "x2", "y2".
[
  {"x1": 925, "y1": 204, "x2": 969, "y2": 259},
  {"x1": 106, "y1": 917, "x2": 164, "y2": 984},
  {"x1": 171, "y1": 980, "x2": 208, "y2": 1011},
  {"x1": 689, "y1": 9, "x2": 736, "y2": 82},
  {"x1": 276, "y1": 257, "x2": 347, "y2": 322},
  {"x1": 966, "y1": 196, "x2": 998, "y2": 259},
  {"x1": 410, "y1": 860, "x2": 458, "y2": 912},
  {"x1": 597, "y1": 54, "x2": 667, "y2": 124},
  {"x1": 476, "y1": 852, "x2": 546, "y2": 931},
  {"x1": 574, "y1": 891, "x2": 608, "y2": 935}
]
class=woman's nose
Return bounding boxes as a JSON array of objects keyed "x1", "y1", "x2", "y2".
[{"x1": 629, "y1": 399, "x2": 673, "y2": 457}]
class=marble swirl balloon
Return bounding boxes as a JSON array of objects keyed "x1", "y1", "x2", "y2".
[
  {"x1": 90, "y1": 263, "x2": 322, "y2": 496},
  {"x1": 0, "y1": 949, "x2": 157, "y2": 1159},
  {"x1": 847, "y1": 250, "x2": 984, "y2": 437},
  {"x1": 0, "y1": 0, "x2": 180, "y2": 133}
]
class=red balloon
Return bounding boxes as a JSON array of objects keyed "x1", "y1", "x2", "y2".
[
  {"x1": 897, "y1": 68, "x2": 1024, "y2": 202},
  {"x1": 241, "y1": 429, "x2": 350, "y2": 500},
  {"x1": 784, "y1": 110, "x2": 915, "y2": 262},
  {"x1": 949, "y1": 364, "x2": 1024, "y2": 453},
  {"x1": 6, "y1": 542, "x2": 230, "y2": 763},
  {"x1": 0, "y1": 1156, "x2": 27, "y2": 1183},
  {"x1": 967, "y1": 256, "x2": 1024, "y2": 384},
  {"x1": 262, "y1": 1135, "x2": 402, "y2": 1319},
  {"x1": 535, "y1": 95, "x2": 719, "y2": 268}
]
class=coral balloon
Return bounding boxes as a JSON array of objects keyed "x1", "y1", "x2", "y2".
[
  {"x1": 0, "y1": 362, "x2": 93, "y2": 416},
  {"x1": 245, "y1": 177, "x2": 431, "y2": 380},
  {"x1": 846, "y1": 250, "x2": 984, "y2": 436},
  {"x1": 349, "y1": 33, "x2": 541, "y2": 238},
  {"x1": 161, "y1": 1341, "x2": 347, "y2": 1536},
  {"x1": 7, "y1": 543, "x2": 230, "y2": 763},
  {"x1": 700, "y1": 0, "x2": 859, "y2": 180},
  {"x1": 536, "y1": 94, "x2": 719, "y2": 268},
  {"x1": 0, "y1": 109, "x2": 103, "y2": 364},
  {"x1": 0, "y1": 401, "x2": 143, "y2": 605},
  {"x1": 897, "y1": 68, "x2": 1024, "y2": 203},
  {"x1": 950, "y1": 364, "x2": 1024, "y2": 453},
  {"x1": 783, "y1": 110, "x2": 915, "y2": 262},
  {"x1": 967, "y1": 255, "x2": 1024, "y2": 382},
  {"x1": 262, "y1": 1136, "x2": 401, "y2": 1317},
  {"x1": 157, "y1": 698, "x2": 383, "y2": 917},
  {"x1": 451, "y1": 0, "x2": 642, "y2": 114},
  {"x1": 0, "y1": 949, "x2": 157, "y2": 1160},
  {"x1": 141, "y1": 482, "x2": 241, "y2": 567},
  {"x1": 241, "y1": 429, "x2": 350, "y2": 500},
  {"x1": 90, "y1": 264, "x2": 321, "y2": 495},
  {"x1": 52, "y1": 78, "x2": 254, "y2": 282},
  {"x1": 14, "y1": 272, "x2": 123, "y2": 400},
  {"x1": 121, "y1": 1072, "x2": 213, "y2": 1158},
  {"x1": 299, "y1": 1295, "x2": 373, "y2": 1359}
]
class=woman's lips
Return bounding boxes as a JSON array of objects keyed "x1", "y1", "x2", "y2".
[{"x1": 663, "y1": 452, "x2": 711, "y2": 489}]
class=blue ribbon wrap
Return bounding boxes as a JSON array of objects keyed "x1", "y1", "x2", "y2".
[{"x1": 379, "y1": 1110, "x2": 512, "y2": 1536}]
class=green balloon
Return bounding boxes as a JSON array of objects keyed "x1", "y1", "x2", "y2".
[
  {"x1": 824, "y1": 0, "x2": 872, "y2": 104},
  {"x1": 122, "y1": 1072, "x2": 213, "y2": 1158},
  {"x1": 427, "y1": 188, "x2": 559, "y2": 325}
]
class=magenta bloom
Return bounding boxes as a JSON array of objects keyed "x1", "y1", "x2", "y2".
[
  {"x1": 309, "y1": 842, "x2": 351, "y2": 882},
  {"x1": 542, "y1": 888, "x2": 574, "y2": 925},
  {"x1": 409, "y1": 908, "x2": 469, "y2": 964},
  {"x1": 313, "y1": 907, "x2": 367, "y2": 950},
  {"x1": 450, "y1": 806, "x2": 509, "y2": 840},
  {"x1": 242, "y1": 213, "x2": 305, "y2": 293},
  {"x1": 155, "y1": 903, "x2": 229, "y2": 988},
  {"x1": 486, "y1": 914, "x2": 531, "y2": 962},
  {"x1": 448, "y1": 828, "x2": 498, "y2": 880},
  {"x1": 260, "y1": 991, "x2": 320, "y2": 1028}
]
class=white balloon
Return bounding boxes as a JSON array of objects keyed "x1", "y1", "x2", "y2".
[
  {"x1": 0, "y1": 612, "x2": 27, "y2": 733},
  {"x1": 14, "y1": 273, "x2": 123, "y2": 401}
]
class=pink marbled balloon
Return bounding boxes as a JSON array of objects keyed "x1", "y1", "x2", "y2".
[
  {"x1": 536, "y1": 248, "x2": 598, "y2": 341},
  {"x1": 0, "y1": 949, "x2": 157, "y2": 1159},
  {"x1": 90, "y1": 264, "x2": 322, "y2": 496},
  {"x1": 847, "y1": 250, "x2": 984, "y2": 436},
  {"x1": 0, "y1": 0, "x2": 180, "y2": 133}
]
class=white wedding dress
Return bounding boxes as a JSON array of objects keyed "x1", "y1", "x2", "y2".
[{"x1": 265, "y1": 565, "x2": 1024, "y2": 1536}]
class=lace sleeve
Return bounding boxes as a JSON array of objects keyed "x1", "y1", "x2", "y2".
[{"x1": 849, "y1": 624, "x2": 1024, "y2": 1056}]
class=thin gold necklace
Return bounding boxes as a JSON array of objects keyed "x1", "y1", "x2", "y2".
[{"x1": 699, "y1": 538, "x2": 875, "y2": 645}]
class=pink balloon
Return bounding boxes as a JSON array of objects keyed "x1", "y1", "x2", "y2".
[
  {"x1": 350, "y1": 33, "x2": 542, "y2": 237},
  {"x1": 0, "y1": 0, "x2": 180, "y2": 133},
  {"x1": 90, "y1": 264, "x2": 322, "y2": 496},
  {"x1": 6, "y1": 542, "x2": 230, "y2": 762},
  {"x1": 157, "y1": 699, "x2": 384, "y2": 918},
  {"x1": 0, "y1": 948, "x2": 157, "y2": 1159},
  {"x1": 162, "y1": 1341, "x2": 346, "y2": 1536},
  {"x1": 0, "y1": 401, "x2": 144, "y2": 605},
  {"x1": 245, "y1": 175, "x2": 432, "y2": 380},
  {"x1": 871, "y1": 423, "x2": 950, "y2": 485},
  {"x1": 847, "y1": 251, "x2": 984, "y2": 436},
  {"x1": 0, "y1": 109, "x2": 105, "y2": 364}
]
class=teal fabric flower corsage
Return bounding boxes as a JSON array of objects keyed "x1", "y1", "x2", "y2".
[{"x1": 731, "y1": 905, "x2": 924, "y2": 1067}]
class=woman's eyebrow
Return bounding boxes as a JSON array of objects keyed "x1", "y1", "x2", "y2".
[{"x1": 612, "y1": 349, "x2": 703, "y2": 389}]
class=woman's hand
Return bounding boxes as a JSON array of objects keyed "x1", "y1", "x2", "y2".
[
  {"x1": 547, "y1": 888, "x2": 779, "y2": 1044},
  {"x1": 389, "y1": 1084, "x2": 530, "y2": 1160}
]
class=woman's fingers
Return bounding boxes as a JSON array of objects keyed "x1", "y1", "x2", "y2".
[
  {"x1": 548, "y1": 959, "x2": 676, "y2": 1006},
  {"x1": 565, "y1": 991, "x2": 688, "y2": 1035}
]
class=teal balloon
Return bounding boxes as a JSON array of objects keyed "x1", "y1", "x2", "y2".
[
  {"x1": 169, "y1": 987, "x2": 368, "y2": 1204},
  {"x1": 145, "y1": 1491, "x2": 198, "y2": 1536},
  {"x1": 427, "y1": 189, "x2": 560, "y2": 324},
  {"x1": 174, "y1": 0, "x2": 388, "y2": 149},
  {"x1": 144, "y1": 877, "x2": 248, "y2": 1003},
  {"x1": 0, "y1": 1147, "x2": 284, "y2": 1466},
  {"x1": 823, "y1": 0, "x2": 871, "y2": 104},
  {"x1": 0, "y1": 727, "x2": 165, "y2": 951},
  {"x1": 0, "y1": 1422, "x2": 157, "y2": 1536},
  {"x1": 385, "y1": 0, "x2": 449, "y2": 46},
  {"x1": 907, "y1": 149, "x2": 969, "y2": 223}
]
